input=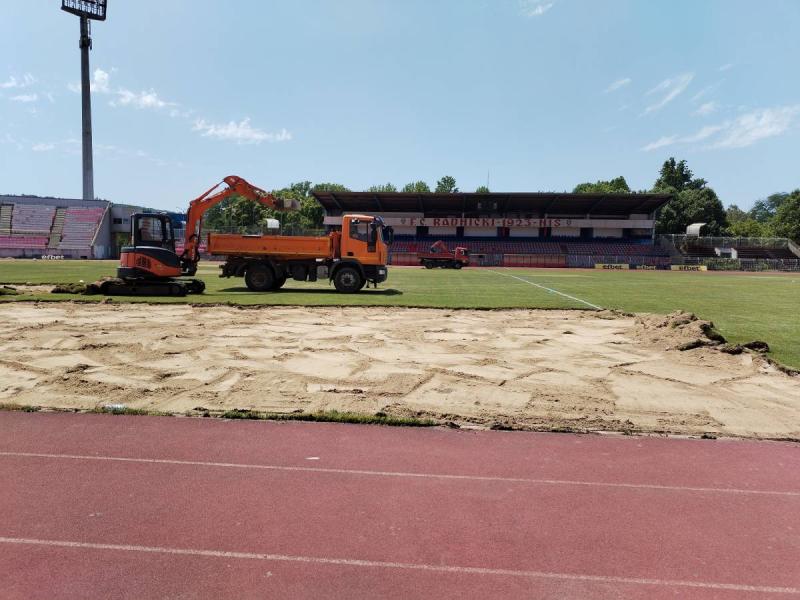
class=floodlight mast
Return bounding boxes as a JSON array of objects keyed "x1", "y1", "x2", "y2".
[
  {"x1": 61, "y1": 1, "x2": 108, "y2": 201},
  {"x1": 79, "y1": 17, "x2": 94, "y2": 201}
]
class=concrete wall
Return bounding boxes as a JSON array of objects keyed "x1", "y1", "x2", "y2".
[
  {"x1": 596, "y1": 228, "x2": 623, "y2": 238},
  {"x1": 509, "y1": 228, "x2": 538, "y2": 238},
  {"x1": 556, "y1": 228, "x2": 580, "y2": 237}
]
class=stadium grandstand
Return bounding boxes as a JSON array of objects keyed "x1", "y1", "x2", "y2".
[
  {"x1": 0, "y1": 195, "x2": 151, "y2": 259},
  {"x1": 313, "y1": 190, "x2": 676, "y2": 268},
  {"x1": 660, "y1": 234, "x2": 800, "y2": 271}
]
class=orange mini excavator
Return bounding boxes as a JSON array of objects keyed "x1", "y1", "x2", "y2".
[{"x1": 99, "y1": 176, "x2": 297, "y2": 296}]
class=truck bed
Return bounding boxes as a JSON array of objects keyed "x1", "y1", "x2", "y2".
[{"x1": 208, "y1": 233, "x2": 335, "y2": 260}]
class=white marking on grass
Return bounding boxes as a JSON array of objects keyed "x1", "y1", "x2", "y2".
[
  {"x1": 1, "y1": 451, "x2": 797, "y2": 497},
  {"x1": 486, "y1": 269, "x2": 603, "y2": 310},
  {"x1": 0, "y1": 537, "x2": 796, "y2": 594}
]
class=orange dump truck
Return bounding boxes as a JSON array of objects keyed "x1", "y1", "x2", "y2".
[{"x1": 211, "y1": 214, "x2": 393, "y2": 293}]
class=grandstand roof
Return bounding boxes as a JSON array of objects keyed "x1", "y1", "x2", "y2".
[{"x1": 311, "y1": 191, "x2": 672, "y2": 216}]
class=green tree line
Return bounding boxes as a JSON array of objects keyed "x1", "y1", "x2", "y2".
[
  {"x1": 572, "y1": 157, "x2": 800, "y2": 242},
  {"x1": 203, "y1": 175, "x2": 470, "y2": 232}
]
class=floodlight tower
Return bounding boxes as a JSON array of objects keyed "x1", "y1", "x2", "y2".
[{"x1": 61, "y1": 0, "x2": 107, "y2": 201}]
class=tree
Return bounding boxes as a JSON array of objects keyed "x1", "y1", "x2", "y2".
[
  {"x1": 475, "y1": 185, "x2": 490, "y2": 194},
  {"x1": 750, "y1": 192, "x2": 789, "y2": 223},
  {"x1": 653, "y1": 158, "x2": 706, "y2": 192},
  {"x1": 656, "y1": 187, "x2": 727, "y2": 235},
  {"x1": 652, "y1": 158, "x2": 725, "y2": 234},
  {"x1": 573, "y1": 176, "x2": 631, "y2": 194},
  {"x1": 725, "y1": 204, "x2": 748, "y2": 224},
  {"x1": 401, "y1": 181, "x2": 431, "y2": 193},
  {"x1": 435, "y1": 175, "x2": 458, "y2": 193},
  {"x1": 203, "y1": 181, "x2": 348, "y2": 232},
  {"x1": 311, "y1": 182, "x2": 350, "y2": 194},
  {"x1": 727, "y1": 218, "x2": 770, "y2": 238},
  {"x1": 724, "y1": 204, "x2": 770, "y2": 237},
  {"x1": 771, "y1": 190, "x2": 800, "y2": 242},
  {"x1": 367, "y1": 183, "x2": 397, "y2": 192}
]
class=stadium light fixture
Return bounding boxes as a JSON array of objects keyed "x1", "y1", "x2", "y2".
[
  {"x1": 61, "y1": 0, "x2": 108, "y2": 201},
  {"x1": 61, "y1": 0, "x2": 107, "y2": 21}
]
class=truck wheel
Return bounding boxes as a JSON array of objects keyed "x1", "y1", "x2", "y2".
[
  {"x1": 245, "y1": 264, "x2": 275, "y2": 292},
  {"x1": 333, "y1": 266, "x2": 363, "y2": 293},
  {"x1": 424, "y1": 261, "x2": 434, "y2": 269},
  {"x1": 453, "y1": 261, "x2": 463, "y2": 269},
  {"x1": 273, "y1": 276, "x2": 287, "y2": 290}
]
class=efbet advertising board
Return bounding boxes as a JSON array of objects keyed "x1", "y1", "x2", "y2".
[
  {"x1": 594, "y1": 264, "x2": 668, "y2": 270},
  {"x1": 671, "y1": 265, "x2": 708, "y2": 271}
]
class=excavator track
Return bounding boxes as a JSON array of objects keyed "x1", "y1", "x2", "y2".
[{"x1": 98, "y1": 278, "x2": 205, "y2": 297}]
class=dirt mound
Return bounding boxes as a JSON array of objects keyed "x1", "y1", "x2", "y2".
[
  {"x1": 633, "y1": 311, "x2": 726, "y2": 349},
  {"x1": 0, "y1": 304, "x2": 798, "y2": 439}
]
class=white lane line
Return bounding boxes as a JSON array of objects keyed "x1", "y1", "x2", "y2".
[
  {"x1": 486, "y1": 269, "x2": 603, "y2": 310},
  {"x1": 0, "y1": 536, "x2": 796, "y2": 594},
  {"x1": 1, "y1": 451, "x2": 797, "y2": 498}
]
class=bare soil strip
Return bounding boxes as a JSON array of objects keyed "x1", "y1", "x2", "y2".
[{"x1": 0, "y1": 303, "x2": 797, "y2": 439}]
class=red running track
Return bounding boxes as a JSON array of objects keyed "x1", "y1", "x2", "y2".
[{"x1": 1, "y1": 411, "x2": 799, "y2": 599}]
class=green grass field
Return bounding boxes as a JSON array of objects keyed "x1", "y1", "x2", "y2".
[{"x1": 1, "y1": 259, "x2": 798, "y2": 368}]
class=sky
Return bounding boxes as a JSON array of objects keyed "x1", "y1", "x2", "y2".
[{"x1": 1, "y1": 0, "x2": 799, "y2": 211}]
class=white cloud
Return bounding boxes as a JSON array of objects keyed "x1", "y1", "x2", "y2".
[
  {"x1": 10, "y1": 93, "x2": 38, "y2": 103},
  {"x1": 92, "y1": 68, "x2": 111, "y2": 93},
  {"x1": 31, "y1": 142, "x2": 55, "y2": 152},
  {"x1": 519, "y1": 0, "x2": 554, "y2": 17},
  {"x1": 692, "y1": 101, "x2": 717, "y2": 117},
  {"x1": 641, "y1": 135, "x2": 678, "y2": 152},
  {"x1": 642, "y1": 105, "x2": 800, "y2": 152},
  {"x1": 604, "y1": 78, "x2": 631, "y2": 94},
  {"x1": 68, "y1": 68, "x2": 110, "y2": 94},
  {"x1": 718, "y1": 63, "x2": 733, "y2": 72},
  {"x1": 192, "y1": 118, "x2": 291, "y2": 144},
  {"x1": 69, "y1": 69, "x2": 177, "y2": 112},
  {"x1": 0, "y1": 73, "x2": 36, "y2": 90},
  {"x1": 644, "y1": 73, "x2": 694, "y2": 114},
  {"x1": 112, "y1": 89, "x2": 174, "y2": 110},
  {"x1": 1, "y1": 133, "x2": 23, "y2": 150},
  {"x1": 690, "y1": 82, "x2": 721, "y2": 103},
  {"x1": 712, "y1": 105, "x2": 800, "y2": 149},
  {"x1": 63, "y1": 68, "x2": 290, "y2": 149},
  {"x1": 682, "y1": 124, "x2": 726, "y2": 143}
]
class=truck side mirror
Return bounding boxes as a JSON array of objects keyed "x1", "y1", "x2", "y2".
[
  {"x1": 367, "y1": 222, "x2": 377, "y2": 251},
  {"x1": 385, "y1": 226, "x2": 394, "y2": 246}
]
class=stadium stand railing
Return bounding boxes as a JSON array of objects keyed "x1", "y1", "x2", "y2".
[
  {"x1": 683, "y1": 256, "x2": 800, "y2": 272},
  {"x1": 48, "y1": 208, "x2": 67, "y2": 248},
  {"x1": 0, "y1": 204, "x2": 13, "y2": 234}
]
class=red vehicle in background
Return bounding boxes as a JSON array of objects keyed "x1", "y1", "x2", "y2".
[{"x1": 418, "y1": 240, "x2": 470, "y2": 269}]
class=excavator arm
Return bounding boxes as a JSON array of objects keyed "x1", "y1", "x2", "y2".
[
  {"x1": 180, "y1": 175, "x2": 297, "y2": 275},
  {"x1": 429, "y1": 240, "x2": 449, "y2": 255}
]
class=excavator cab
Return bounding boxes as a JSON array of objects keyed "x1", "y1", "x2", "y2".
[
  {"x1": 117, "y1": 213, "x2": 184, "y2": 283},
  {"x1": 132, "y1": 213, "x2": 176, "y2": 252}
]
